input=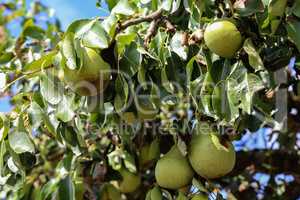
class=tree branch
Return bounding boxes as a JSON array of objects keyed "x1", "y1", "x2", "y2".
[
  {"x1": 118, "y1": 9, "x2": 163, "y2": 32},
  {"x1": 144, "y1": 18, "x2": 162, "y2": 47}
]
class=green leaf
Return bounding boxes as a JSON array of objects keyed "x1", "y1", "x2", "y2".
[
  {"x1": 123, "y1": 151, "x2": 137, "y2": 173},
  {"x1": 8, "y1": 131, "x2": 35, "y2": 154},
  {"x1": 58, "y1": 175, "x2": 75, "y2": 200},
  {"x1": 239, "y1": 73, "x2": 264, "y2": 114},
  {"x1": 199, "y1": 73, "x2": 214, "y2": 116},
  {"x1": 40, "y1": 72, "x2": 63, "y2": 105},
  {"x1": 23, "y1": 51, "x2": 56, "y2": 73},
  {"x1": 234, "y1": 0, "x2": 264, "y2": 16},
  {"x1": 119, "y1": 42, "x2": 141, "y2": 77},
  {"x1": 186, "y1": 56, "x2": 197, "y2": 84},
  {"x1": 161, "y1": 67, "x2": 174, "y2": 93},
  {"x1": 55, "y1": 94, "x2": 75, "y2": 123},
  {"x1": 112, "y1": 0, "x2": 135, "y2": 16},
  {"x1": 82, "y1": 20, "x2": 109, "y2": 49},
  {"x1": 58, "y1": 126, "x2": 79, "y2": 150},
  {"x1": 212, "y1": 79, "x2": 239, "y2": 123},
  {"x1": 108, "y1": 148, "x2": 122, "y2": 170},
  {"x1": 243, "y1": 38, "x2": 264, "y2": 71},
  {"x1": 7, "y1": 157, "x2": 19, "y2": 173},
  {"x1": 28, "y1": 101, "x2": 44, "y2": 130},
  {"x1": 28, "y1": 100, "x2": 57, "y2": 137},
  {"x1": 65, "y1": 19, "x2": 92, "y2": 36},
  {"x1": 102, "y1": 13, "x2": 118, "y2": 38},
  {"x1": 61, "y1": 32, "x2": 77, "y2": 70},
  {"x1": 0, "y1": 114, "x2": 9, "y2": 142},
  {"x1": 268, "y1": 0, "x2": 287, "y2": 17},
  {"x1": 22, "y1": 19, "x2": 45, "y2": 40},
  {"x1": 138, "y1": 65, "x2": 147, "y2": 88},
  {"x1": 105, "y1": 0, "x2": 119, "y2": 10},
  {"x1": 41, "y1": 179, "x2": 59, "y2": 200},
  {"x1": 115, "y1": 74, "x2": 129, "y2": 102},
  {"x1": 286, "y1": 19, "x2": 300, "y2": 53},
  {"x1": 0, "y1": 52, "x2": 14, "y2": 64},
  {"x1": 192, "y1": 178, "x2": 208, "y2": 192},
  {"x1": 116, "y1": 31, "x2": 137, "y2": 55},
  {"x1": 292, "y1": 1, "x2": 300, "y2": 18},
  {"x1": 170, "y1": 32, "x2": 188, "y2": 60}
]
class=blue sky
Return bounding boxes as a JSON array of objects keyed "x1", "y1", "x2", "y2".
[
  {"x1": 42, "y1": 0, "x2": 109, "y2": 29},
  {"x1": 0, "y1": 0, "x2": 108, "y2": 112}
]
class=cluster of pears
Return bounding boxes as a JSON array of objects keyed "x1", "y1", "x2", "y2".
[
  {"x1": 155, "y1": 132, "x2": 236, "y2": 190},
  {"x1": 204, "y1": 20, "x2": 242, "y2": 58},
  {"x1": 57, "y1": 21, "x2": 111, "y2": 96}
]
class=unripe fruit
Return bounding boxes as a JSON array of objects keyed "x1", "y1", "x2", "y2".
[
  {"x1": 118, "y1": 168, "x2": 141, "y2": 193},
  {"x1": 191, "y1": 194, "x2": 208, "y2": 200},
  {"x1": 145, "y1": 186, "x2": 163, "y2": 200},
  {"x1": 63, "y1": 47, "x2": 110, "y2": 96},
  {"x1": 204, "y1": 21, "x2": 242, "y2": 58},
  {"x1": 139, "y1": 139, "x2": 160, "y2": 166},
  {"x1": 189, "y1": 133, "x2": 236, "y2": 179},
  {"x1": 155, "y1": 145, "x2": 194, "y2": 189},
  {"x1": 99, "y1": 183, "x2": 121, "y2": 200}
]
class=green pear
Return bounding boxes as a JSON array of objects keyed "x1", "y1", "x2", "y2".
[
  {"x1": 140, "y1": 144, "x2": 150, "y2": 166},
  {"x1": 191, "y1": 194, "x2": 208, "y2": 200},
  {"x1": 99, "y1": 183, "x2": 121, "y2": 200},
  {"x1": 63, "y1": 47, "x2": 110, "y2": 96},
  {"x1": 146, "y1": 186, "x2": 163, "y2": 200},
  {"x1": 139, "y1": 138, "x2": 160, "y2": 166},
  {"x1": 189, "y1": 133, "x2": 236, "y2": 179},
  {"x1": 155, "y1": 145, "x2": 194, "y2": 189},
  {"x1": 204, "y1": 20, "x2": 242, "y2": 58},
  {"x1": 118, "y1": 168, "x2": 141, "y2": 193},
  {"x1": 151, "y1": 186, "x2": 162, "y2": 200}
]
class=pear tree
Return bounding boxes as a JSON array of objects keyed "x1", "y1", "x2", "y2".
[{"x1": 0, "y1": 0, "x2": 300, "y2": 199}]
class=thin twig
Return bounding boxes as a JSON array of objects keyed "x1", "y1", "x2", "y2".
[
  {"x1": 2, "y1": 65, "x2": 54, "y2": 92},
  {"x1": 118, "y1": 8, "x2": 163, "y2": 32},
  {"x1": 163, "y1": 18, "x2": 176, "y2": 33},
  {"x1": 144, "y1": 18, "x2": 162, "y2": 47}
]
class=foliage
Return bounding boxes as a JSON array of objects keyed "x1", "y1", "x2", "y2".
[{"x1": 0, "y1": 0, "x2": 300, "y2": 199}]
